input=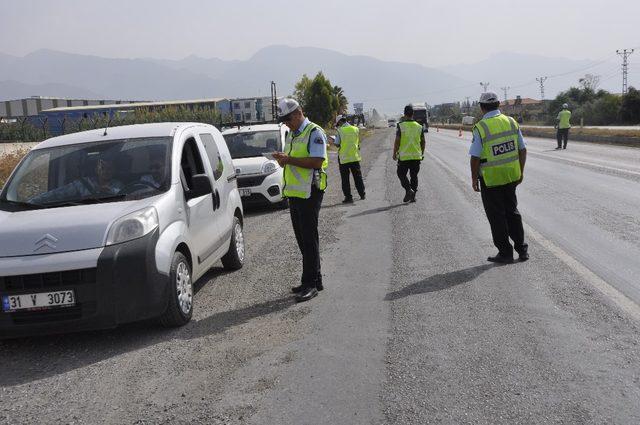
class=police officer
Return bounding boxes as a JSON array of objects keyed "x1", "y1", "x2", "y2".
[
  {"x1": 272, "y1": 98, "x2": 328, "y2": 302},
  {"x1": 556, "y1": 103, "x2": 572, "y2": 149},
  {"x1": 333, "y1": 115, "x2": 365, "y2": 203},
  {"x1": 469, "y1": 92, "x2": 529, "y2": 263},
  {"x1": 393, "y1": 105, "x2": 425, "y2": 202}
]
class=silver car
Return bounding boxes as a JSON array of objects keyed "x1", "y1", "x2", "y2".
[{"x1": 0, "y1": 122, "x2": 245, "y2": 338}]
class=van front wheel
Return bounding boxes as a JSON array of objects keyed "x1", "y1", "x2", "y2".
[
  {"x1": 159, "y1": 252, "x2": 193, "y2": 327},
  {"x1": 221, "y1": 217, "x2": 245, "y2": 270}
]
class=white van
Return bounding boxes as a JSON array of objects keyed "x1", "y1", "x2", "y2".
[
  {"x1": 222, "y1": 124, "x2": 288, "y2": 207},
  {"x1": 0, "y1": 123, "x2": 245, "y2": 338}
]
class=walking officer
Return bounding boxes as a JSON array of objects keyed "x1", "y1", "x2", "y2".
[
  {"x1": 469, "y1": 92, "x2": 529, "y2": 263},
  {"x1": 393, "y1": 104, "x2": 425, "y2": 202},
  {"x1": 333, "y1": 115, "x2": 365, "y2": 203},
  {"x1": 555, "y1": 103, "x2": 572, "y2": 149},
  {"x1": 272, "y1": 98, "x2": 328, "y2": 302}
]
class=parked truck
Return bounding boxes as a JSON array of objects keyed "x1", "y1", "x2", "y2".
[{"x1": 410, "y1": 103, "x2": 429, "y2": 132}]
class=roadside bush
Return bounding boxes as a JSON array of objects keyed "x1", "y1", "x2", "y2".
[
  {"x1": 0, "y1": 121, "x2": 42, "y2": 142},
  {"x1": 0, "y1": 106, "x2": 228, "y2": 144},
  {"x1": 0, "y1": 150, "x2": 28, "y2": 188}
]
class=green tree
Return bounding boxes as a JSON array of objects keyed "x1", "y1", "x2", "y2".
[
  {"x1": 293, "y1": 72, "x2": 342, "y2": 127},
  {"x1": 620, "y1": 87, "x2": 640, "y2": 124},
  {"x1": 293, "y1": 74, "x2": 312, "y2": 109},
  {"x1": 333, "y1": 85, "x2": 348, "y2": 114}
]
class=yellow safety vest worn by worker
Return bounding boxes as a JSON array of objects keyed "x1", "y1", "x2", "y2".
[
  {"x1": 283, "y1": 122, "x2": 328, "y2": 199},
  {"x1": 397, "y1": 120, "x2": 423, "y2": 161},
  {"x1": 557, "y1": 110, "x2": 571, "y2": 129},
  {"x1": 337, "y1": 124, "x2": 361, "y2": 164},
  {"x1": 475, "y1": 114, "x2": 522, "y2": 188}
]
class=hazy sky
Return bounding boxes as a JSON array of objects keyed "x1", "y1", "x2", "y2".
[{"x1": 1, "y1": 0, "x2": 638, "y2": 67}]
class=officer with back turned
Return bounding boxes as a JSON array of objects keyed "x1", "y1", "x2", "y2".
[
  {"x1": 469, "y1": 92, "x2": 529, "y2": 263},
  {"x1": 332, "y1": 115, "x2": 365, "y2": 203},
  {"x1": 272, "y1": 98, "x2": 328, "y2": 302},
  {"x1": 393, "y1": 105, "x2": 425, "y2": 203}
]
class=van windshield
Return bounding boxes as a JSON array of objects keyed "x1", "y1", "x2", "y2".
[
  {"x1": 224, "y1": 131, "x2": 281, "y2": 159},
  {"x1": 0, "y1": 137, "x2": 172, "y2": 209}
]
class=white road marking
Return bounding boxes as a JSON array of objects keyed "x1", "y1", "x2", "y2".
[
  {"x1": 426, "y1": 150, "x2": 640, "y2": 321},
  {"x1": 527, "y1": 151, "x2": 640, "y2": 177},
  {"x1": 432, "y1": 130, "x2": 640, "y2": 176}
]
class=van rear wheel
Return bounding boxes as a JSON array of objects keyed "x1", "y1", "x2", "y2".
[
  {"x1": 159, "y1": 252, "x2": 193, "y2": 327},
  {"x1": 221, "y1": 217, "x2": 245, "y2": 270}
]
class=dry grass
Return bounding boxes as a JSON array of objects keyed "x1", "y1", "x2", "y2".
[
  {"x1": 0, "y1": 149, "x2": 28, "y2": 188},
  {"x1": 435, "y1": 123, "x2": 640, "y2": 138},
  {"x1": 522, "y1": 127, "x2": 640, "y2": 138}
]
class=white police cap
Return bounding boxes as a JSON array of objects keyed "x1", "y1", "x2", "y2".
[
  {"x1": 479, "y1": 92, "x2": 499, "y2": 104},
  {"x1": 277, "y1": 98, "x2": 300, "y2": 120}
]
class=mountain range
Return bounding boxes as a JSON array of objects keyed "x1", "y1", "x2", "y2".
[{"x1": 0, "y1": 46, "x2": 622, "y2": 113}]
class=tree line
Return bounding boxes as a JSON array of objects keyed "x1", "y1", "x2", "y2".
[{"x1": 429, "y1": 75, "x2": 640, "y2": 126}]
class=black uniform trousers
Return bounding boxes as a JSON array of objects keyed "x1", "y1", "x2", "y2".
[
  {"x1": 557, "y1": 128, "x2": 569, "y2": 148},
  {"x1": 339, "y1": 161, "x2": 365, "y2": 199},
  {"x1": 289, "y1": 187, "x2": 324, "y2": 289},
  {"x1": 480, "y1": 179, "x2": 528, "y2": 257},
  {"x1": 397, "y1": 159, "x2": 421, "y2": 192}
]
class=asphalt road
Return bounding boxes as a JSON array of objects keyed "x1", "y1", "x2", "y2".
[{"x1": 1, "y1": 129, "x2": 639, "y2": 424}]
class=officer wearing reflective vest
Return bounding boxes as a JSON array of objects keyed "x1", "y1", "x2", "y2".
[
  {"x1": 555, "y1": 103, "x2": 571, "y2": 150},
  {"x1": 470, "y1": 92, "x2": 529, "y2": 263},
  {"x1": 393, "y1": 104, "x2": 425, "y2": 203},
  {"x1": 332, "y1": 115, "x2": 365, "y2": 203},
  {"x1": 272, "y1": 98, "x2": 328, "y2": 302}
]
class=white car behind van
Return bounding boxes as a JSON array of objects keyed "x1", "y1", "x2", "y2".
[{"x1": 222, "y1": 124, "x2": 288, "y2": 208}]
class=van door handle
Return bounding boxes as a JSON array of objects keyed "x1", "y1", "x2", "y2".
[{"x1": 213, "y1": 189, "x2": 220, "y2": 210}]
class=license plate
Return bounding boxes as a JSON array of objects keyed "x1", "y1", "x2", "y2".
[
  {"x1": 2, "y1": 290, "x2": 75, "y2": 312},
  {"x1": 240, "y1": 189, "x2": 252, "y2": 197}
]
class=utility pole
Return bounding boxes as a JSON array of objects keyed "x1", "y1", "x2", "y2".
[
  {"x1": 616, "y1": 48, "x2": 634, "y2": 94},
  {"x1": 536, "y1": 76, "x2": 548, "y2": 100},
  {"x1": 479, "y1": 82, "x2": 490, "y2": 93},
  {"x1": 270, "y1": 81, "x2": 278, "y2": 120},
  {"x1": 500, "y1": 86, "x2": 510, "y2": 103}
]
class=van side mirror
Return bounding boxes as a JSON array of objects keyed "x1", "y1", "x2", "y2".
[{"x1": 185, "y1": 174, "x2": 213, "y2": 200}]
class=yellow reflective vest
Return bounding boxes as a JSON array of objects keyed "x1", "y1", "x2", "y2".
[
  {"x1": 283, "y1": 122, "x2": 328, "y2": 198},
  {"x1": 475, "y1": 113, "x2": 522, "y2": 187},
  {"x1": 337, "y1": 124, "x2": 361, "y2": 164},
  {"x1": 398, "y1": 120, "x2": 423, "y2": 161}
]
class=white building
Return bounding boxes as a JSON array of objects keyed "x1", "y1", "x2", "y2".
[
  {"x1": 0, "y1": 96, "x2": 143, "y2": 119},
  {"x1": 229, "y1": 97, "x2": 274, "y2": 123}
]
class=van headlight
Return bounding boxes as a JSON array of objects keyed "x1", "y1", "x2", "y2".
[
  {"x1": 106, "y1": 207, "x2": 159, "y2": 246},
  {"x1": 261, "y1": 161, "x2": 278, "y2": 175}
]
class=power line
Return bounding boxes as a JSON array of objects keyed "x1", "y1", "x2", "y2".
[
  {"x1": 479, "y1": 82, "x2": 490, "y2": 92},
  {"x1": 500, "y1": 86, "x2": 510, "y2": 102},
  {"x1": 535, "y1": 76, "x2": 548, "y2": 100},
  {"x1": 617, "y1": 48, "x2": 635, "y2": 94}
]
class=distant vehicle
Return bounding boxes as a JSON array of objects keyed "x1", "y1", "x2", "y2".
[
  {"x1": 388, "y1": 119, "x2": 397, "y2": 127},
  {"x1": 462, "y1": 115, "x2": 476, "y2": 125},
  {"x1": 222, "y1": 124, "x2": 288, "y2": 208},
  {"x1": 410, "y1": 103, "x2": 429, "y2": 132},
  {"x1": 0, "y1": 123, "x2": 245, "y2": 338}
]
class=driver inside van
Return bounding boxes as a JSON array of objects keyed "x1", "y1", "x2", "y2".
[{"x1": 31, "y1": 156, "x2": 124, "y2": 204}]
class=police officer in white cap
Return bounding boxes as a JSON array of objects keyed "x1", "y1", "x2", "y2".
[
  {"x1": 469, "y1": 92, "x2": 529, "y2": 263},
  {"x1": 272, "y1": 98, "x2": 328, "y2": 302},
  {"x1": 332, "y1": 114, "x2": 365, "y2": 203}
]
